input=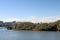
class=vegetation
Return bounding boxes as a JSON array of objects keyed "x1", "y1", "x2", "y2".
[
  {"x1": 7, "y1": 20, "x2": 60, "y2": 31},
  {"x1": 15, "y1": 22, "x2": 35, "y2": 30}
]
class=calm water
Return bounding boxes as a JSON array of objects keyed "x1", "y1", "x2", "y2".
[{"x1": 0, "y1": 27, "x2": 60, "y2": 40}]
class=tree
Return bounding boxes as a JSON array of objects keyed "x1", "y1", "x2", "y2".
[
  {"x1": 16, "y1": 22, "x2": 34, "y2": 30},
  {"x1": 56, "y1": 20, "x2": 60, "y2": 31}
]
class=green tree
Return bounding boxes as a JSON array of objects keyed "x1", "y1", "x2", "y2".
[
  {"x1": 16, "y1": 22, "x2": 34, "y2": 30},
  {"x1": 56, "y1": 20, "x2": 60, "y2": 31}
]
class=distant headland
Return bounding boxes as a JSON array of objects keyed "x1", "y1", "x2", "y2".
[{"x1": 0, "y1": 20, "x2": 60, "y2": 31}]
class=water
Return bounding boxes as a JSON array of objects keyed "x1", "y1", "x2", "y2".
[{"x1": 0, "y1": 27, "x2": 60, "y2": 40}]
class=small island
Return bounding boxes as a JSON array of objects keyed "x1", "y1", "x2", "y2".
[
  {"x1": 0, "y1": 20, "x2": 60, "y2": 31},
  {"x1": 6, "y1": 20, "x2": 60, "y2": 31}
]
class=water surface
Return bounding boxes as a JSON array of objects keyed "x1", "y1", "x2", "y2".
[{"x1": 0, "y1": 27, "x2": 60, "y2": 40}]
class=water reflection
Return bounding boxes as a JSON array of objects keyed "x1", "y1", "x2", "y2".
[{"x1": 0, "y1": 27, "x2": 60, "y2": 40}]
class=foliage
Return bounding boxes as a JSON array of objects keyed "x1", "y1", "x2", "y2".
[
  {"x1": 9, "y1": 20, "x2": 60, "y2": 31},
  {"x1": 16, "y1": 22, "x2": 35, "y2": 30}
]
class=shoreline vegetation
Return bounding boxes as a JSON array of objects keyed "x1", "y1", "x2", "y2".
[{"x1": 7, "y1": 20, "x2": 60, "y2": 31}]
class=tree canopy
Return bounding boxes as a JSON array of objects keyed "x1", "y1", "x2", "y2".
[{"x1": 7, "y1": 20, "x2": 60, "y2": 31}]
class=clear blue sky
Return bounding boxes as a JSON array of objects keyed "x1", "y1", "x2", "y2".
[{"x1": 0, "y1": 0, "x2": 60, "y2": 20}]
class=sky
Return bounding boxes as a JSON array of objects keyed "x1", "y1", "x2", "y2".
[{"x1": 0, "y1": 0, "x2": 60, "y2": 23}]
